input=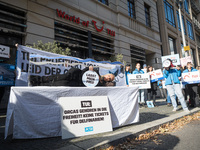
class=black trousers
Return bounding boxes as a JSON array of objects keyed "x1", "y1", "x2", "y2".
[
  {"x1": 186, "y1": 84, "x2": 200, "y2": 107},
  {"x1": 159, "y1": 88, "x2": 167, "y2": 99},
  {"x1": 0, "y1": 87, "x2": 5, "y2": 103},
  {"x1": 147, "y1": 89, "x2": 156, "y2": 103}
]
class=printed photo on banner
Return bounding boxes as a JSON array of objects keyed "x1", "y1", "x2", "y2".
[
  {"x1": 128, "y1": 73, "x2": 151, "y2": 89},
  {"x1": 181, "y1": 71, "x2": 200, "y2": 85},
  {"x1": 148, "y1": 69, "x2": 164, "y2": 82},
  {"x1": 16, "y1": 45, "x2": 126, "y2": 87},
  {"x1": 161, "y1": 54, "x2": 180, "y2": 67},
  {"x1": 0, "y1": 63, "x2": 15, "y2": 86},
  {"x1": 180, "y1": 56, "x2": 193, "y2": 67}
]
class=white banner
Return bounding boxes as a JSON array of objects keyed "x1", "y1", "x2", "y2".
[
  {"x1": 149, "y1": 69, "x2": 164, "y2": 82},
  {"x1": 59, "y1": 96, "x2": 112, "y2": 139},
  {"x1": 180, "y1": 56, "x2": 193, "y2": 67},
  {"x1": 128, "y1": 74, "x2": 151, "y2": 89},
  {"x1": 0, "y1": 45, "x2": 10, "y2": 58},
  {"x1": 161, "y1": 54, "x2": 180, "y2": 67},
  {"x1": 181, "y1": 71, "x2": 200, "y2": 85},
  {"x1": 15, "y1": 45, "x2": 126, "y2": 86}
]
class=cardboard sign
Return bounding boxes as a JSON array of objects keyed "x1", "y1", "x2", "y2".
[
  {"x1": 59, "y1": 96, "x2": 113, "y2": 139},
  {"x1": 128, "y1": 74, "x2": 151, "y2": 89},
  {"x1": 180, "y1": 56, "x2": 193, "y2": 67},
  {"x1": 82, "y1": 71, "x2": 99, "y2": 87},
  {"x1": 149, "y1": 69, "x2": 164, "y2": 82},
  {"x1": 182, "y1": 71, "x2": 200, "y2": 85},
  {"x1": 0, "y1": 45, "x2": 10, "y2": 58},
  {"x1": 161, "y1": 54, "x2": 180, "y2": 67}
]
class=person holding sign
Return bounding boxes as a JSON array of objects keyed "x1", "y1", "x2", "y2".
[
  {"x1": 125, "y1": 64, "x2": 131, "y2": 86},
  {"x1": 132, "y1": 63, "x2": 145, "y2": 107},
  {"x1": 163, "y1": 59, "x2": 189, "y2": 112},
  {"x1": 147, "y1": 66, "x2": 157, "y2": 106},
  {"x1": 183, "y1": 62, "x2": 200, "y2": 108}
]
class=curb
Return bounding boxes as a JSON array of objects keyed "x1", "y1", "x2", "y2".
[{"x1": 86, "y1": 108, "x2": 200, "y2": 150}]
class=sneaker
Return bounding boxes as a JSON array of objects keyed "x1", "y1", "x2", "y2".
[
  {"x1": 172, "y1": 108, "x2": 178, "y2": 112},
  {"x1": 184, "y1": 109, "x2": 191, "y2": 114}
]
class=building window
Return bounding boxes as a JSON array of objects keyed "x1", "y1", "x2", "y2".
[
  {"x1": 130, "y1": 45, "x2": 146, "y2": 63},
  {"x1": 186, "y1": 20, "x2": 194, "y2": 40},
  {"x1": 144, "y1": 3, "x2": 151, "y2": 27},
  {"x1": 184, "y1": 0, "x2": 190, "y2": 14},
  {"x1": 98, "y1": 0, "x2": 108, "y2": 6},
  {"x1": 176, "y1": 11, "x2": 186, "y2": 35},
  {"x1": 164, "y1": 0, "x2": 176, "y2": 27},
  {"x1": 168, "y1": 37, "x2": 176, "y2": 55},
  {"x1": 127, "y1": 0, "x2": 136, "y2": 19}
]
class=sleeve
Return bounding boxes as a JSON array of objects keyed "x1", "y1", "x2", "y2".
[
  {"x1": 176, "y1": 69, "x2": 181, "y2": 77},
  {"x1": 163, "y1": 69, "x2": 169, "y2": 78}
]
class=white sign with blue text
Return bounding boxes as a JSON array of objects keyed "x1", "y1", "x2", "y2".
[{"x1": 59, "y1": 96, "x2": 113, "y2": 139}]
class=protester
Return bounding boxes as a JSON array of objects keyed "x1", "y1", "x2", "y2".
[
  {"x1": 142, "y1": 64, "x2": 148, "y2": 102},
  {"x1": 157, "y1": 80, "x2": 167, "y2": 99},
  {"x1": 133, "y1": 63, "x2": 145, "y2": 107},
  {"x1": 125, "y1": 64, "x2": 131, "y2": 86},
  {"x1": 196, "y1": 66, "x2": 200, "y2": 97},
  {"x1": 147, "y1": 66, "x2": 157, "y2": 106},
  {"x1": 183, "y1": 62, "x2": 200, "y2": 108},
  {"x1": 163, "y1": 59, "x2": 190, "y2": 112}
]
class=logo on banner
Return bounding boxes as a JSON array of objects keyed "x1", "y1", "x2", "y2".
[
  {"x1": 85, "y1": 126, "x2": 93, "y2": 132},
  {"x1": 81, "y1": 101, "x2": 92, "y2": 107},
  {"x1": 182, "y1": 71, "x2": 200, "y2": 85}
]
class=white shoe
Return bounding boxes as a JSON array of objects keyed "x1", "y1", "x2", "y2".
[
  {"x1": 172, "y1": 108, "x2": 178, "y2": 112},
  {"x1": 184, "y1": 109, "x2": 191, "y2": 114}
]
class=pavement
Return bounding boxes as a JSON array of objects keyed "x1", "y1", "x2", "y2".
[{"x1": 0, "y1": 99, "x2": 200, "y2": 150}]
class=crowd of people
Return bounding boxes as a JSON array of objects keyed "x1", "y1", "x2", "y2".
[{"x1": 125, "y1": 60, "x2": 200, "y2": 113}]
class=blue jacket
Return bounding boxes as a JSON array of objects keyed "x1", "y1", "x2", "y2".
[
  {"x1": 125, "y1": 71, "x2": 131, "y2": 85},
  {"x1": 182, "y1": 67, "x2": 198, "y2": 73},
  {"x1": 132, "y1": 69, "x2": 144, "y2": 74},
  {"x1": 163, "y1": 69, "x2": 181, "y2": 85}
]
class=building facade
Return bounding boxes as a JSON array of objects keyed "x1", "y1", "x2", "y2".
[
  {"x1": 0, "y1": 0, "x2": 162, "y2": 69},
  {"x1": 157, "y1": 0, "x2": 200, "y2": 67}
]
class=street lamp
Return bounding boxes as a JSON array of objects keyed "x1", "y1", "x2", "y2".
[{"x1": 177, "y1": 0, "x2": 189, "y2": 57}]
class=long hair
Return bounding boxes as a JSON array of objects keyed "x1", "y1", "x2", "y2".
[{"x1": 147, "y1": 65, "x2": 153, "y2": 72}]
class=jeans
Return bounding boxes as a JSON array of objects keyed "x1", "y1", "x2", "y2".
[
  {"x1": 159, "y1": 88, "x2": 167, "y2": 99},
  {"x1": 138, "y1": 89, "x2": 145, "y2": 104},
  {"x1": 147, "y1": 89, "x2": 156, "y2": 103},
  {"x1": 167, "y1": 91, "x2": 171, "y2": 104},
  {"x1": 166, "y1": 84, "x2": 188, "y2": 110}
]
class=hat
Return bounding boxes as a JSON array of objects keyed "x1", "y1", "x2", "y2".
[{"x1": 143, "y1": 64, "x2": 147, "y2": 68}]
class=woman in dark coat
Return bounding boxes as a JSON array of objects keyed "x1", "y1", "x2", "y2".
[{"x1": 147, "y1": 66, "x2": 157, "y2": 106}]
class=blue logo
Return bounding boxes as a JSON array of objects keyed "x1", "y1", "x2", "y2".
[
  {"x1": 0, "y1": 75, "x2": 3, "y2": 81},
  {"x1": 85, "y1": 126, "x2": 93, "y2": 132}
]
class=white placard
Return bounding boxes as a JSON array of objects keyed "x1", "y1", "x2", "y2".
[
  {"x1": 182, "y1": 71, "x2": 200, "y2": 85},
  {"x1": 161, "y1": 54, "x2": 180, "y2": 67},
  {"x1": 128, "y1": 74, "x2": 151, "y2": 89},
  {"x1": 180, "y1": 56, "x2": 193, "y2": 67},
  {"x1": 82, "y1": 71, "x2": 99, "y2": 87},
  {"x1": 0, "y1": 45, "x2": 10, "y2": 58},
  {"x1": 59, "y1": 96, "x2": 113, "y2": 139},
  {"x1": 149, "y1": 69, "x2": 164, "y2": 82}
]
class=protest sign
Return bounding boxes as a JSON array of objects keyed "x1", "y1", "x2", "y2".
[
  {"x1": 180, "y1": 56, "x2": 193, "y2": 67},
  {"x1": 161, "y1": 54, "x2": 180, "y2": 67},
  {"x1": 15, "y1": 45, "x2": 126, "y2": 87},
  {"x1": 0, "y1": 63, "x2": 15, "y2": 86},
  {"x1": 59, "y1": 96, "x2": 113, "y2": 139},
  {"x1": 128, "y1": 74, "x2": 151, "y2": 89},
  {"x1": 149, "y1": 69, "x2": 164, "y2": 82},
  {"x1": 82, "y1": 71, "x2": 99, "y2": 87},
  {"x1": 0, "y1": 45, "x2": 10, "y2": 58},
  {"x1": 181, "y1": 71, "x2": 200, "y2": 85}
]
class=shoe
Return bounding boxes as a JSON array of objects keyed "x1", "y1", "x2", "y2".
[
  {"x1": 167, "y1": 103, "x2": 172, "y2": 107},
  {"x1": 153, "y1": 103, "x2": 158, "y2": 107},
  {"x1": 172, "y1": 108, "x2": 178, "y2": 112},
  {"x1": 184, "y1": 109, "x2": 191, "y2": 114}
]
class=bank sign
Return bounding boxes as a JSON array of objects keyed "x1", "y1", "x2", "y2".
[
  {"x1": 0, "y1": 45, "x2": 10, "y2": 58},
  {"x1": 59, "y1": 96, "x2": 113, "y2": 139},
  {"x1": 56, "y1": 9, "x2": 115, "y2": 37}
]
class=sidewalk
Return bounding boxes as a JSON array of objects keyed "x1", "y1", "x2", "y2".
[{"x1": 0, "y1": 99, "x2": 200, "y2": 150}]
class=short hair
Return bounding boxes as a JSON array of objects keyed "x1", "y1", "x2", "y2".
[
  {"x1": 136, "y1": 63, "x2": 140, "y2": 66},
  {"x1": 187, "y1": 62, "x2": 192, "y2": 65}
]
